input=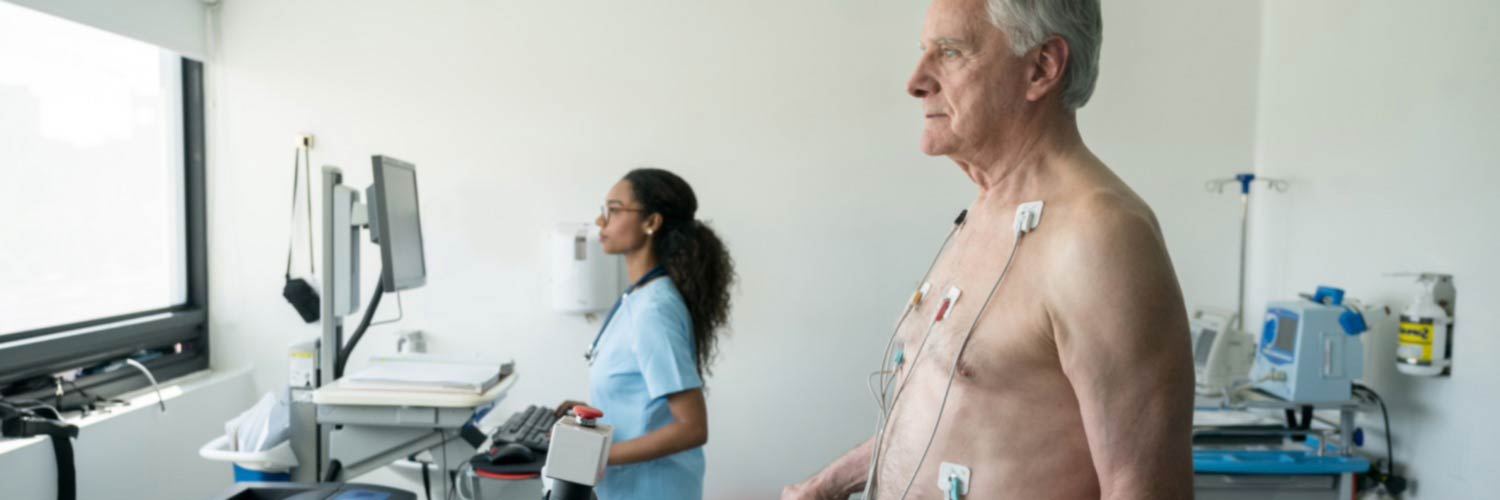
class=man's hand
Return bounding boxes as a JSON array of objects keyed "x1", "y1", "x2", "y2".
[
  {"x1": 780, "y1": 437, "x2": 873, "y2": 500},
  {"x1": 780, "y1": 478, "x2": 836, "y2": 500}
]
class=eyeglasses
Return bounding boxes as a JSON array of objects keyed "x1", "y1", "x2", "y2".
[{"x1": 600, "y1": 204, "x2": 644, "y2": 224}]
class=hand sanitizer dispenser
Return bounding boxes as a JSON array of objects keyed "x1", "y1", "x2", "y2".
[
  {"x1": 1396, "y1": 273, "x2": 1455, "y2": 376},
  {"x1": 551, "y1": 223, "x2": 621, "y2": 314}
]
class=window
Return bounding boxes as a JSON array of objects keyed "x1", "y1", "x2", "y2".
[{"x1": 0, "y1": 2, "x2": 207, "y2": 406}]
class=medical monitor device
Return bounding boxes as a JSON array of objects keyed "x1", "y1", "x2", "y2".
[
  {"x1": 1250, "y1": 286, "x2": 1368, "y2": 403},
  {"x1": 368, "y1": 155, "x2": 427, "y2": 292},
  {"x1": 1190, "y1": 308, "x2": 1230, "y2": 366},
  {"x1": 318, "y1": 156, "x2": 427, "y2": 386},
  {"x1": 1189, "y1": 308, "x2": 1254, "y2": 394}
]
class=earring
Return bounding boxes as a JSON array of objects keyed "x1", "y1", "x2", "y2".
[{"x1": 646, "y1": 229, "x2": 654, "y2": 236}]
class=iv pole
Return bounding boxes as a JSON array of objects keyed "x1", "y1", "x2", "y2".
[{"x1": 1206, "y1": 173, "x2": 1288, "y2": 331}]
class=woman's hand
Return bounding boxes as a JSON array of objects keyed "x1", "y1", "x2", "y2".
[{"x1": 554, "y1": 400, "x2": 590, "y2": 418}]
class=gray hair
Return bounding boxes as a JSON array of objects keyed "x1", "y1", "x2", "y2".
[{"x1": 985, "y1": 0, "x2": 1102, "y2": 110}]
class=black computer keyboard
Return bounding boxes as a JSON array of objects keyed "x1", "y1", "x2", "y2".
[{"x1": 490, "y1": 404, "x2": 557, "y2": 452}]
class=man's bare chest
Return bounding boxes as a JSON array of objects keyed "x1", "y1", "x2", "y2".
[{"x1": 893, "y1": 242, "x2": 1056, "y2": 387}]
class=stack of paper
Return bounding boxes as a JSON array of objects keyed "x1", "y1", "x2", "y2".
[{"x1": 340, "y1": 358, "x2": 503, "y2": 394}]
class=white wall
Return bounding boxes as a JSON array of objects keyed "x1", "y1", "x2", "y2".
[
  {"x1": 206, "y1": 1, "x2": 1259, "y2": 497},
  {"x1": 4, "y1": 0, "x2": 208, "y2": 59},
  {"x1": 1085, "y1": 0, "x2": 1263, "y2": 317},
  {"x1": 1248, "y1": 1, "x2": 1500, "y2": 497}
]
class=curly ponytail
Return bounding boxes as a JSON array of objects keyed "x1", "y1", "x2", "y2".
[{"x1": 624, "y1": 168, "x2": 736, "y2": 376}]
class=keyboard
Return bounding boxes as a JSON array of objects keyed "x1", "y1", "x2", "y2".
[{"x1": 490, "y1": 404, "x2": 557, "y2": 452}]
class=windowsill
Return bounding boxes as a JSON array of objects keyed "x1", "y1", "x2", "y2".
[{"x1": 0, "y1": 367, "x2": 242, "y2": 456}]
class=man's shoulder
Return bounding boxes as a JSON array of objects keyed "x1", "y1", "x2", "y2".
[
  {"x1": 1049, "y1": 184, "x2": 1161, "y2": 253},
  {"x1": 1030, "y1": 173, "x2": 1177, "y2": 310},
  {"x1": 1039, "y1": 166, "x2": 1187, "y2": 338}
]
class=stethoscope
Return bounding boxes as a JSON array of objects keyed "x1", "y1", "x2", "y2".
[{"x1": 584, "y1": 265, "x2": 670, "y2": 365}]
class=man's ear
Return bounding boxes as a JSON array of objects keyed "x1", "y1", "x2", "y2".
[{"x1": 1026, "y1": 35, "x2": 1070, "y2": 103}]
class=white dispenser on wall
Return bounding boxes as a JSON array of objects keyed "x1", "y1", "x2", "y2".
[
  {"x1": 1395, "y1": 273, "x2": 1456, "y2": 376},
  {"x1": 552, "y1": 223, "x2": 622, "y2": 314}
]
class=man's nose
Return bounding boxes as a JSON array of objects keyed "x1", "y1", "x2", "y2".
[{"x1": 907, "y1": 59, "x2": 938, "y2": 98}]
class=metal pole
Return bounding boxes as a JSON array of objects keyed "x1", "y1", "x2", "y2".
[
  {"x1": 316, "y1": 165, "x2": 343, "y2": 482},
  {"x1": 320, "y1": 166, "x2": 342, "y2": 389},
  {"x1": 1210, "y1": 173, "x2": 1284, "y2": 333},
  {"x1": 1237, "y1": 191, "x2": 1250, "y2": 332}
]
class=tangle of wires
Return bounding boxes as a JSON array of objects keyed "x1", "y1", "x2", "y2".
[
  {"x1": 0, "y1": 397, "x2": 62, "y2": 421},
  {"x1": 59, "y1": 379, "x2": 129, "y2": 417},
  {"x1": 1352, "y1": 383, "x2": 1407, "y2": 495},
  {"x1": 2, "y1": 376, "x2": 130, "y2": 418}
]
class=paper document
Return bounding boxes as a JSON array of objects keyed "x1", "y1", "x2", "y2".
[{"x1": 341, "y1": 359, "x2": 501, "y2": 394}]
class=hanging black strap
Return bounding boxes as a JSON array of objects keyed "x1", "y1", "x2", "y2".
[
  {"x1": 48, "y1": 427, "x2": 76, "y2": 500},
  {"x1": 285, "y1": 147, "x2": 315, "y2": 279}
]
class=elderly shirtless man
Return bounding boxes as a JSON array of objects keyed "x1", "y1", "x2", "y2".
[{"x1": 783, "y1": 0, "x2": 1193, "y2": 498}]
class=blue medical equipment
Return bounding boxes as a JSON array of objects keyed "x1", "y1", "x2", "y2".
[{"x1": 1250, "y1": 286, "x2": 1368, "y2": 403}]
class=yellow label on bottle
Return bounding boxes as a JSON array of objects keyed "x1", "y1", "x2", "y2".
[{"x1": 1398, "y1": 318, "x2": 1435, "y2": 362}]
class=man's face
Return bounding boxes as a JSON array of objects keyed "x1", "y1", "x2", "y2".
[{"x1": 908, "y1": 0, "x2": 1030, "y2": 158}]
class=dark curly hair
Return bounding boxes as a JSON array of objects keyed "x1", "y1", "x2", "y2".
[{"x1": 623, "y1": 168, "x2": 736, "y2": 377}]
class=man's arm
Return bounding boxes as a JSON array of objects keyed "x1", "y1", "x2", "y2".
[
  {"x1": 1049, "y1": 196, "x2": 1195, "y2": 500},
  {"x1": 781, "y1": 437, "x2": 873, "y2": 500}
]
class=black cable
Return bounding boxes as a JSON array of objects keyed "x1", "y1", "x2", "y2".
[
  {"x1": 421, "y1": 460, "x2": 432, "y2": 500},
  {"x1": 1299, "y1": 405, "x2": 1313, "y2": 441},
  {"x1": 1283, "y1": 406, "x2": 1313, "y2": 442},
  {"x1": 324, "y1": 459, "x2": 343, "y2": 482},
  {"x1": 0, "y1": 399, "x2": 59, "y2": 420},
  {"x1": 54, "y1": 379, "x2": 116, "y2": 415},
  {"x1": 61, "y1": 380, "x2": 86, "y2": 397},
  {"x1": 442, "y1": 430, "x2": 454, "y2": 500},
  {"x1": 334, "y1": 270, "x2": 387, "y2": 379},
  {"x1": 60, "y1": 381, "x2": 104, "y2": 414},
  {"x1": 1353, "y1": 384, "x2": 1396, "y2": 478}
]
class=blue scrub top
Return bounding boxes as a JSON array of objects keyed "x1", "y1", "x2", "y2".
[{"x1": 588, "y1": 277, "x2": 705, "y2": 500}]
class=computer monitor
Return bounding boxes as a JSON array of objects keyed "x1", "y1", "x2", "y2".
[{"x1": 369, "y1": 155, "x2": 427, "y2": 292}]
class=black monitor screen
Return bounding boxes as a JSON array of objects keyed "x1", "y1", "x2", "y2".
[{"x1": 372, "y1": 155, "x2": 426, "y2": 291}]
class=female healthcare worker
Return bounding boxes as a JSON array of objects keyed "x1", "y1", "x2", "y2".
[{"x1": 555, "y1": 168, "x2": 735, "y2": 500}]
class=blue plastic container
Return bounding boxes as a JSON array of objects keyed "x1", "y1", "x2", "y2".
[{"x1": 232, "y1": 464, "x2": 292, "y2": 482}]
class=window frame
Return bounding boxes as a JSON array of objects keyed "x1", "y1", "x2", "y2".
[{"x1": 0, "y1": 58, "x2": 209, "y2": 404}]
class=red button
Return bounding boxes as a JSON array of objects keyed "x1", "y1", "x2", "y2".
[{"x1": 573, "y1": 406, "x2": 604, "y2": 419}]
